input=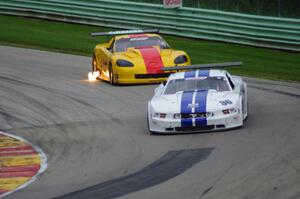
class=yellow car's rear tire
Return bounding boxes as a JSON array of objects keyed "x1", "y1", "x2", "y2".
[
  {"x1": 109, "y1": 63, "x2": 115, "y2": 85},
  {"x1": 92, "y1": 55, "x2": 97, "y2": 72},
  {"x1": 92, "y1": 55, "x2": 101, "y2": 80}
]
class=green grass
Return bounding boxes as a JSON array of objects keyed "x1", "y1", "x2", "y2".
[{"x1": 1, "y1": 14, "x2": 300, "y2": 82}]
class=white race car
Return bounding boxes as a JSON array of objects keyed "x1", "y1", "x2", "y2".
[{"x1": 147, "y1": 65, "x2": 248, "y2": 134}]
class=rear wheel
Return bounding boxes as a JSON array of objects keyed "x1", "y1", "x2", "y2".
[
  {"x1": 92, "y1": 55, "x2": 100, "y2": 80},
  {"x1": 244, "y1": 99, "x2": 249, "y2": 120},
  {"x1": 243, "y1": 84, "x2": 248, "y2": 120},
  {"x1": 92, "y1": 55, "x2": 97, "y2": 72},
  {"x1": 109, "y1": 63, "x2": 115, "y2": 85},
  {"x1": 241, "y1": 97, "x2": 249, "y2": 126},
  {"x1": 242, "y1": 95, "x2": 248, "y2": 121},
  {"x1": 242, "y1": 99, "x2": 245, "y2": 121}
]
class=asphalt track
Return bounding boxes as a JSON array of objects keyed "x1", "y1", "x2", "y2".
[{"x1": 0, "y1": 45, "x2": 300, "y2": 199}]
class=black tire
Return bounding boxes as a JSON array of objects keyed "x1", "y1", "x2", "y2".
[
  {"x1": 92, "y1": 55, "x2": 97, "y2": 72},
  {"x1": 147, "y1": 112, "x2": 156, "y2": 135},
  {"x1": 241, "y1": 95, "x2": 248, "y2": 121},
  {"x1": 244, "y1": 99, "x2": 249, "y2": 121},
  {"x1": 241, "y1": 98, "x2": 244, "y2": 118},
  {"x1": 92, "y1": 55, "x2": 101, "y2": 80},
  {"x1": 108, "y1": 63, "x2": 115, "y2": 85}
]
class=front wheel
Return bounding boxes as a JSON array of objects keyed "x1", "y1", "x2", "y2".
[{"x1": 147, "y1": 113, "x2": 154, "y2": 135}]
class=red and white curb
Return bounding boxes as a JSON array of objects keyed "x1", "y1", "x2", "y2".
[{"x1": 0, "y1": 131, "x2": 47, "y2": 198}]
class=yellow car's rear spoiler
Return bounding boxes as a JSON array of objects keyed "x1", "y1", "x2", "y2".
[
  {"x1": 91, "y1": 29, "x2": 159, "y2": 37},
  {"x1": 162, "y1": 62, "x2": 243, "y2": 71}
]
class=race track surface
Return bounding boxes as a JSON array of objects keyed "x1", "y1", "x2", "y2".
[{"x1": 0, "y1": 45, "x2": 299, "y2": 199}]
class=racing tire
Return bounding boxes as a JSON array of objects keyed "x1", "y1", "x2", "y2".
[
  {"x1": 244, "y1": 100, "x2": 249, "y2": 121},
  {"x1": 241, "y1": 96, "x2": 248, "y2": 121},
  {"x1": 242, "y1": 83, "x2": 248, "y2": 121},
  {"x1": 92, "y1": 55, "x2": 100, "y2": 80},
  {"x1": 109, "y1": 63, "x2": 115, "y2": 85},
  {"x1": 92, "y1": 55, "x2": 97, "y2": 72},
  {"x1": 147, "y1": 112, "x2": 156, "y2": 135}
]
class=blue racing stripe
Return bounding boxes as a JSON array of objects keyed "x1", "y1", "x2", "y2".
[
  {"x1": 184, "y1": 70, "x2": 196, "y2": 78},
  {"x1": 181, "y1": 91, "x2": 194, "y2": 127},
  {"x1": 195, "y1": 90, "x2": 208, "y2": 127},
  {"x1": 198, "y1": 70, "x2": 210, "y2": 77}
]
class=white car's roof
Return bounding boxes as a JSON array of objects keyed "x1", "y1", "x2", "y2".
[{"x1": 168, "y1": 69, "x2": 227, "y2": 80}]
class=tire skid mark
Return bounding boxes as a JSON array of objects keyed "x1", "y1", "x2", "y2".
[
  {"x1": 0, "y1": 74, "x2": 102, "y2": 110},
  {"x1": 56, "y1": 148, "x2": 214, "y2": 199},
  {"x1": 0, "y1": 75, "x2": 122, "y2": 122},
  {"x1": 0, "y1": 131, "x2": 47, "y2": 198},
  {"x1": 0, "y1": 85, "x2": 62, "y2": 127},
  {"x1": 0, "y1": 74, "x2": 149, "y2": 123},
  {"x1": 1, "y1": 79, "x2": 76, "y2": 164},
  {"x1": 248, "y1": 85, "x2": 300, "y2": 99},
  {"x1": 0, "y1": 75, "x2": 51, "y2": 92},
  {"x1": 0, "y1": 106, "x2": 23, "y2": 127},
  {"x1": 245, "y1": 78, "x2": 300, "y2": 89}
]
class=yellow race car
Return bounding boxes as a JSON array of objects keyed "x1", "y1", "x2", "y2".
[{"x1": 89, "y1": 29, "x2": 191, "y2": 84}]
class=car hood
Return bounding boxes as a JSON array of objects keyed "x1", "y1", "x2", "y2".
[
  {"x1": 113, "y1": 46, "x2": 184, "y2": 65},
  {"x1": 150, "y1": 90, "x2": 240, "y2": 114}
]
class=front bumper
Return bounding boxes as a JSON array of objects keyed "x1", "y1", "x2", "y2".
[
  {"x1": 115, "y1": 74, "x2": 170, "y2": 84},
  {"x1": 113, "y1": 64, "x2": 188, "y2": 84},
  {"x1": 148, "y1": 112, "x2": 243, "y2": 133}
]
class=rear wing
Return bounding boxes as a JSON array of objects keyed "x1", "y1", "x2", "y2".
[
  {"x1": 91, "y1": 29, "x2": 159, "y2": 37},
  {"x1": 162, "y1": 62, "x2": 243, "y2": 71}
]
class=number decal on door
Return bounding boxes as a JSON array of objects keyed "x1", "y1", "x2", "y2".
[{"x1": 219, "y1": 100, "x2": 232, "y2": 106}]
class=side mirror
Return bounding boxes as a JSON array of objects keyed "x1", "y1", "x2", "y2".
[{"x1": 162, "y1": 80, "x2": 167, "y2": 86}]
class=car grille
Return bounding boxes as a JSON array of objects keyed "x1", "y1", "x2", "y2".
[
  {"x1": 181, "y1": 113, "x2": 207, "y2": 118},
  {"x1": 175, "y1": 125, "x2": 215, "y2": 132},
  {"x1": 135, "y1": 73, "x2": 171, "y2": 79}
]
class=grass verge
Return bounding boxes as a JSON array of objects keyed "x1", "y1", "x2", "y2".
[{"x1": 1, "y1": 14, "x2": 299, "y2": 82}]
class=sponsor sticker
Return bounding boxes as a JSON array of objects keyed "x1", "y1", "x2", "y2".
[
  {"x1": 130, "y1": 37, "x2": 149, "y2": 41},
  {"x1": 186, "y1": 77, "x2": 207, "y2": 80},
  {"x1": 108, "y1": 30, "x2": 144, "y2": 35},
  {"x1": 219, "y1": 100, "x2": 233, "y2": 106},
  {"x1": 163, "y1": 0, "x2": 182, "y2": 8}
]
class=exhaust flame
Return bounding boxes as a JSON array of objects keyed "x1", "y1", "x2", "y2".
[{"x1": 88, "y1": 71, "x2": 100, "y2": 81}]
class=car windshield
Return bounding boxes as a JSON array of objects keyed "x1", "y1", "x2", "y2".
[
  {"x1": 164, "y1": 77, "x2": 231, "y2": 95},
  {"x1": 114, "y1": 36, "x2": 170, "y2": 52}
]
